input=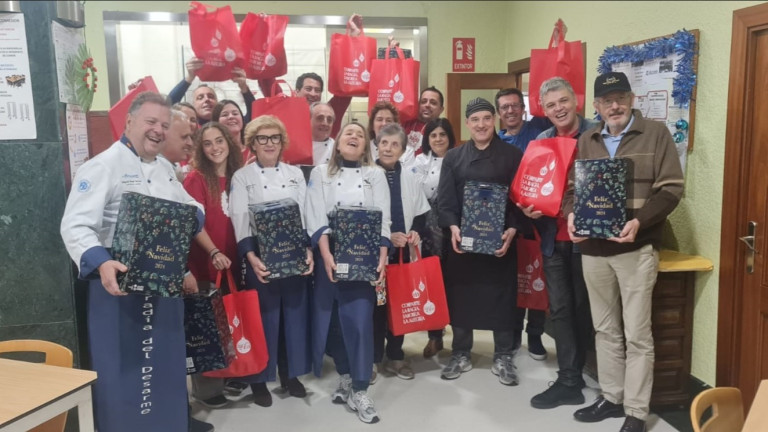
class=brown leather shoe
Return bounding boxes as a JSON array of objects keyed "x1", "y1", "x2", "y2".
[{"x1": 423, "y1": 339, "x2": 444, "y2": 358}]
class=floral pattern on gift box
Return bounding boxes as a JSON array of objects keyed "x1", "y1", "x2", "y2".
[
  {"x1": 183, "y1": 291, "x2": 236, "y2": 374},
  {"x1": 460, "y1": 181, "x2": 508, "y2": 255},
  {"x1": 112, "y1": 192, "x2": 198, "y2": 297},
  {"x1": 330, "y1": 206, "x2": 382, "y2": 281},
  {"x1": 249, "y1": 198, "x2": 309, "y2": 280},
  {"x1": 573, "y1": 158, "x2": 628, "y2": 238}
]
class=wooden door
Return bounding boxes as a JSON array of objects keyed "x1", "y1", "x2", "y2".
[
  {"x1": 718, "y1": 2, "x2": 768, "y2": 409},
  {"x1": 446, "y1": 73, "x2": 518, "y2": 144}
]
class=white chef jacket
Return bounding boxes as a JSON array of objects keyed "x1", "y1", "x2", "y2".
[
  {"x1": 408, "y1": 152, "x2": 444, "y2": 201},
  {"x1": 305, "y1": 163, "x2": 391, "y2": 241},
  {"x1": 61, "y1": 140, "x2": 203, "y2": 278},
  {"x1": 229, "y1": 162, "x2": 307, "y2": 245},
  {"x1": 313, "y1": 138, "x2": 335, "y2": 165},
  {"x1": 391, "y1": 164, "x2": 431, "y2": 233}
]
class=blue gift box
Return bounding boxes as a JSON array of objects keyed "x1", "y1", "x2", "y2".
[
  {"x1": 112, "y1": 192, "x2": 198, "y2": 297},
  {"x1": 249, "y1": 198, "x2": 309, "y2": 280},
  {"x1": 573, "y1": 158, "x2": 628, "y2": 238},
  {"x1": 331, "y1": 206, "x2": 382, "y2": 281},
  {"x1": 183, "y1": 290, "x2": 236, "y2": 374},
  {"x1": 460, "y1": 181, "x2": 508, "y2": 255}
]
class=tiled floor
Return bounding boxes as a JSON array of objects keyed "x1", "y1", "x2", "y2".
[{"x1": 191, "y1": 329, "x2": 681, "y2": 432}]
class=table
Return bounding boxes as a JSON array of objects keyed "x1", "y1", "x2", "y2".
[
  {"x1": 743, "y1": 380, "x2": 768, "y2": 432},
  {"x1": 0, "y1": 358, "x2": 97, "y2": 432}
]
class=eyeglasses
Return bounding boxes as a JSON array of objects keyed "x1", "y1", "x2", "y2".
[
  {"x1": 253, "y1": 134, "x2": 283, "y2": 145},
  {"x1": 597, "y1": 93, "x2": 632, "y2": 108},
  {"x1": 499, "y1": 103, "x2": 524, "y2": 111}
]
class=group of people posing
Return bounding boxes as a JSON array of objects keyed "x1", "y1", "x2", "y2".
[{"x1": 60, "y1": 18, "x2": 683, "y2": 432}]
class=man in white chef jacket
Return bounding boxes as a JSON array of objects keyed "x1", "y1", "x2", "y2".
[{"x1": 60, "y1": 92, "x2": 212, "y2": 432}]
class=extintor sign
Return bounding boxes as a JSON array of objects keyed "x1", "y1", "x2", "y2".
[{"x1": 452, "y1": 38, "x2": 475, "y2": 72}]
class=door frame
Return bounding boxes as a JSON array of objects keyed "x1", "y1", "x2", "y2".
[{"x1": 717, "y1": 2, "x2": 768, "y2": 392}]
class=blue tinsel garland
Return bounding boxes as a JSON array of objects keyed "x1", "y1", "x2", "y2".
[{"x1": 598, "y1": 30, "x2": 697, "y2": 108}]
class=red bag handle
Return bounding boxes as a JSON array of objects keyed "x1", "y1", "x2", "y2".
[
  {"x1": 396, "y1": 242, "x2": 424, "y2": 265},
  {"x1": 269, "y1": 79, "x2": 296, "y2": 97},
  {"x1": 215, "y1": 269, "x2": 239, "y2": 293},
  {"x1": 385, "y1": 46, "x2": 407, "y2": 60},
  {"x1": 189, "y1": 1, "x2": 217, "y2": 15},
  {"x1": 548, "y1": 19, "x2": 567, "y2": 49}
]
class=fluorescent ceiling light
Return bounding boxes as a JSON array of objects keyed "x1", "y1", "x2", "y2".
[{"x1": 365, "y1": 28, "x2": 394, "y2": 34}]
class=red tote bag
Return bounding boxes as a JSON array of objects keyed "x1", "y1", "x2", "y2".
[
  {"x1": 239, "y1": 13, "x2": 288, "y2": 80},
  {"x1": 203, "y1": 270, "x2": 269, "y2": 378},
  {"x1": 510, "y1": 137, "x2": 577, "y2": 217},
  {"x1": 328, "y1": 22, "x2": 377, "y2": 97},
  {"x1": 386, "y1": 247, "x2": 450, "y2": 336},
  {"x1": 368, "y1": 47, "x2": 419, "y2": 122},
  {"x1": 516, "y1": 233, "x2": 549, "y2": 311},
  {"x1": 528, "y1": 19, "x2": 585, "y2": 117},
  {"x1": 188, "y1": 2, "x2": 243, "y2": 82},
  {"x1": 251, "y1": 80, "x2": 313, "y2": 165},
  {"x1": 108, "y1": 76, "x2": 158, "y2": 141}
]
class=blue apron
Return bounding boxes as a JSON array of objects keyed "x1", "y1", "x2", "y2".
[{"x1": 87, "y1": 282, "x2": 188, "y2": 432}]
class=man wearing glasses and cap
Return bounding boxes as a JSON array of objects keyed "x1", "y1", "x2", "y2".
[{"x1": 562, "y1": 72, "x2": 684, "y2": 432}]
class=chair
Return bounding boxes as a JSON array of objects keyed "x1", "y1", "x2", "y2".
[
  {"x1": 0, "y1": 339, "x2": 74, "y2": 432},
  {"x1": 690, "y1": 387, "x2": 745, "y2": 432}
]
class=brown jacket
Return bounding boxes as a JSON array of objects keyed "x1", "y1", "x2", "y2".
[{"x1": 562, "y1": 110, "x2": 684, "y2": 256}]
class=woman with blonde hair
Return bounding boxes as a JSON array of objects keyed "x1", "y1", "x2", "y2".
[{"x1": 229, "y1": 115, "x2": 313, "y2": 407}]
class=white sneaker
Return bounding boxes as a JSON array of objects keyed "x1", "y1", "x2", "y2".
[
  {"x1": 331, "y1": 374, "x2": 352, "y2": 404},
  {"x1": 347, "y1": 390, "x2": 380, "y2": 424},
  {"x1": 491, "y1": 354, "x2": 519, "y2": 386}
]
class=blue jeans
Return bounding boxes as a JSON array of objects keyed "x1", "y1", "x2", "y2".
[
  {"x1": 543, "y1": 241, "x2": 593, "y2": 386},
  {"x1": 326, "y1": 302, "x2": 369, "y2": 392}
]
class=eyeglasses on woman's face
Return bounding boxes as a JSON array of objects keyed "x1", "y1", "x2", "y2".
[{"x1": 253, "y1": 134, "x2": 283, "y2": 146}]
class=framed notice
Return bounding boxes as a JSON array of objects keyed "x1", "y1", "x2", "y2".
[
  {"x1": 0, "y1": 13, "x2": 36, "y2": 140},
  {"x1": 598, "y1": 29, "x2": 699, "y2": 173}
]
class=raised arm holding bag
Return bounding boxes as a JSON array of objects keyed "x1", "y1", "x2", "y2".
[
  {"x1": 528, "y1": 19, "x2": 585, "y2": 117},
  {"x1": 239, "y1": 13, "x2": 288, "y2": 80}
]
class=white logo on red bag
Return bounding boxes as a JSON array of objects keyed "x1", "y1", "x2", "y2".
[
  {"x1": 353, "y1": 59, "x2": 360, "y2": 67},
  {"x1": 418, "y1": 280, "x2": 426, "y2": 291},
  {"x1": 532, "y1": 277, "x2": 545, "y2": 292},
  {"x1": 533, "y1": 258, "x2": 540, "y2": 269},
  {"x1": 361, "y1": 70, "x2": 370, "y2": 82},
  {"x1": 412, "y1": 288, "x2": 420, "y2": 299},
  {"x1": 224, "y1": 48, "x2": 236, "y2": 62},
  {"x1": 393, "y1": 90, "x2": 404, "y2": 103},
  {"x1": 211, "y1": 37, "x2": 219, "y2": 47},
  {"x1": 423, "y1": 300, "x2": 435, "y2": 315},
  {"x1": 526, "y1": 264, "x2": 534, "y2": 273},
  {"x1": 236, "y1": 336, "x2": 251, "y2": 354},
  {"x1": 388, "y1": 79, "x2": 395, "y2": 88},
  {"x1": 265, "y1": 53, "x2": 276, "y2": 67}
]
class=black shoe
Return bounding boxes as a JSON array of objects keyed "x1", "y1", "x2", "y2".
[
  {"x1": 620, "y1": 416, "x2": 646, "y2": 432},
  {"x1": 530, "y1": 381, "x2": 585, "y2": 409},
  {"x1": 224, "y1": 379, "x2": 248, "y2": 395},
  {"x1": 575, "y1": 375, "x2": 587, "y2": 390},
  {"x1": 573, "y1": 396, "x2": 624, "y2": 422},
  {"x1": 285, "y1": 377, "x2": 307, "y2": 398},
  {"x1": 189, "y1": 417, "x2": 214, "y2": 432},
  {"x1": 251, "y1": 383, "x2": 273, "y2": 407},
  {"x1": 196, "y1": 394, "x2": 229, "y2": 408},
  {"x1": 528, "y1": 334, "x2": 548, "y2": 360}
]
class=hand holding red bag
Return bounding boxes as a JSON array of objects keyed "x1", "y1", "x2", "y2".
[
  {"x1": 239, "y1": 13, "x2": 288, "y2": 80},
  {"x1": 108, "y1": 76, "x2": 158, "y2": 141},
  {"x1": 386, "y1": 246, "x2": 450, "y2": 336},
  {"x1": 528, "y1": 19, "x2": 585, "y2": 116},
  {"x1": 203, "y1": 270, "x2": 268, "y2": 378},
  {"x1": 368, "y1": 47, "x2": 419, "y2": 122},
  {"x1": 517, "y1": 232, "x2": 548, "y2": 311},
  {"x1": 188, "y1": 2, "x2": 243, "y2": 82},
  {"x1": 328, "y1": 19, "x2": 377, "y2": 97},
  {"x1": 251, "y1": 80, "x2": 313, "y2": 165},
  {"x1": 510, "y1": 137, "x2": 577, "y2": 217}
]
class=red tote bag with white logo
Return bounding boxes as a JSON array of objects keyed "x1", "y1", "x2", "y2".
[
  {"x1": 239, "y1": 13, "x2": 288, "y2": 80},
  {"x1": 367, "y1": 47, "x2": 419, "y2": 122},
  {"x1": 251, "y1": 81, "x2": 313, "y2": 165},
  {"x1": 510, "y1": 137, "x2": 577, "y2": 217},
  {"x1": 516, "y1": 233, "x2": 548, "y2": 311},
  {"x1": 108, "y1": 76, "x2": 158, "y2": 141},
  {"x1": 328, "y1": 22, "x2": 377, "y2": 97},
  {"x1": 203, "y1": 270, "x2": 268, "y2": 378},
  {"x1": 386, "y1": 247, "x2": 450, "y2": 336},
  {"x1": 188, "y1": 2, "x2": 243, "y2": 82}
]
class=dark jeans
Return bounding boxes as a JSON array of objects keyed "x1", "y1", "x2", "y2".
[
  {"x1": 325, "y1": 302, "x2": 369, "y2": 392},
  {"x1": 513, "y1": 308, "x2": 545, "y2": 336},
  {"x1": 451, "y1": 326, "x2": 516, "y2": 360},
  {"x1": 373, "y1": 304, "x2": 405, "y2": 362},
  {"x1": 544, "y1": 241, "x2": 593, "y2": 386}
]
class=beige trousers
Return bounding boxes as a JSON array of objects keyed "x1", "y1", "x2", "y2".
[{"x1": 581, "y1": 244, "x2": 658, "y2": 420}]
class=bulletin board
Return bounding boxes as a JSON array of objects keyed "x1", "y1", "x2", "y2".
[{"x1": 598, "y1": 29, "x2": 699, "y2": 172}]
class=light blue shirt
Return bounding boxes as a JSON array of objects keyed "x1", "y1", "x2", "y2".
[{"x1": 600, "y1": 115, "x2": 635, "y2": 158}]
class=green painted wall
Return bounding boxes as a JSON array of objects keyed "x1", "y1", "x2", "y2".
[{"x1": 83, "y1": 0, "x2": 768, "y2": 385}]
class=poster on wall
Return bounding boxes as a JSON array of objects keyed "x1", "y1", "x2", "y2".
[
  {"x1": 452, "y1": 38, "x2": 475, "y2": 72},
  {"x1": 599, "y1": 30, "x2": 699, "y2": 174},
  {"x1": 66, "y1": 104, "x2": 89, "y2": 180},
  {"x1": 52, "y1": 20, "x2": 85, "y2": 104},
  {"x1": 0, "y1": 13, "x2": 37, "y2": 140}
]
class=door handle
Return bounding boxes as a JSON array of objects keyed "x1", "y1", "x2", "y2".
[{"x1": 741, "y1": 221, "x2": 757, "y2": 273}]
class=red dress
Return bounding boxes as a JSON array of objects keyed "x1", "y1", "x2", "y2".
[{"x1": 183, "y1": 170, "x2": 238, "y2": 282}]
